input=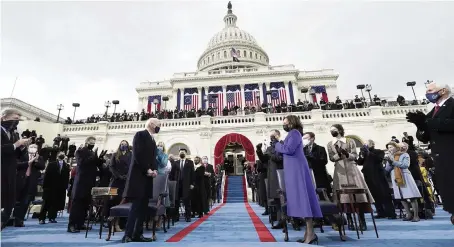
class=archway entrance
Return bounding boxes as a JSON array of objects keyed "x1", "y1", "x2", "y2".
[{"x1": 214, "y1": 133, "x2": 255, "y2": 175}]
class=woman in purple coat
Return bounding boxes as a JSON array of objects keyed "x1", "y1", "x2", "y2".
[{"x1": 275, "y1": 115, "x2": 322, "y2": 244}]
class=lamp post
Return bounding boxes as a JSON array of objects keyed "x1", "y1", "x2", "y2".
[
  {"x1": 301, "y1": 87, "x2": 309, "y2": 101},
  {"x1": 112, "y1": 100, "x2": 120, "y2": 114},
  {"x1": 406, "y1": 81, "x2": 417, "y2": 101},
  {"x1": 365, "y1": 84, "x2": 373, "y2": 104},
  {"x1": 162, "y1": 96, "x2": 169, "y2": 110},
  {"x1": 424, "y1": 80, "x2": 433, "y2": 88},
  {"x1": 56, "y1": 104, "x2": 64, "y2": 123},
  {"x1": 104, "y1": 101, "x2": 111, "y2": 118},
  {"x1": 356, "y1": 84, "x2": 366, "y2": 98},
  {"x1": 153, "y1": 98, "x2": 159, "y2": 113},
  {"x1": 71, "y1": 103, "x2": 80, "y2": 123}
]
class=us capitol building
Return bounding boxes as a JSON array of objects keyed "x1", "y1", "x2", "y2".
[{"x1": 3, "y1": 2, "x2": 429, "y2": 175}]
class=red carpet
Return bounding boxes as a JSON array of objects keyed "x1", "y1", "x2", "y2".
[
  {"x1": 242, "y1": 176, "x2": 276, "y2": 242},
  {"x1": 166, "y1": 176, "x2": 229, "y2": 242}
]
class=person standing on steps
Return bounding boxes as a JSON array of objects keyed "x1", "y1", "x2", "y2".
[
  {"x1": 274, "y1": 115, "x2": 322, "y2": 245},
  {"x1": 122, "y1": 118, "x2": 160, "y2": 243},
  {"x1": 170, "y1": 148, "x2": 195, "y2": 222}
]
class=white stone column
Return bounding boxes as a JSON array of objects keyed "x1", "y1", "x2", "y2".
[
  {"x1": 197, "y1": 86, "x2": 203, "y2": 110},
  {"x1": 240, "y1": 84, "x2": 245, "y2": 108},
  {"x1": 222, "y1": 85, "x2": 227, "y2": 108},
  {"x1": 265, "y1": 82, "x2": 271, "y2": 104}
]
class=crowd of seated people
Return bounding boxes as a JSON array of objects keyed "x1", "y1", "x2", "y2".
[{"x1": 66, "y1": 94, "x2": 429, "y2": 124}]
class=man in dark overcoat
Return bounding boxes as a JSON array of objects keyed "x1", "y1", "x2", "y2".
[
  {"x1": 407, "y1": 82, "x2": 454, "y2": 224},
  {"x1": 1, "y1": 109, "x2": 28, "y2": 230},
  {"x1": 122, "y1": 118, "x2": 159, "y2": 243},
  {"x1": 39, "y1": 151, "x2": 70, "y2": 224},
  {"x1": 170, "y1": 148, "x2": 195, "y2": 222}
]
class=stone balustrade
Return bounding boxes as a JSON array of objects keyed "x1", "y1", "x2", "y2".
[{"x1": 61, "y1": 105, "x2": 429, "y2": 134}]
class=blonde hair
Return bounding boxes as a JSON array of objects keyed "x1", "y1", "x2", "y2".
[{"x1": 157, "y1": 141, "x2": 165, "y2": 152}]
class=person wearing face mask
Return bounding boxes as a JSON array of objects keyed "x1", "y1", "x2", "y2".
[
  {"x1": 274, "y1": 115, "x2": 322, "y2": 244},
  {"x1": 357, "y1": 140, "x2": 396, "y2": 219},
  {"x1": 170, "y1": 148, "x2": 195, "y2": 222},
  {"x1": 1, "y1": 109, "x2": 29, "y2": 230},
  {"x1": 191, "y1": 156, "x2": 208, "y2": 218},
  {"x1": 384, "y1": 142, "x2": 421, "y2": 222},
  {"x1": 122, "y1": 118, "x2": 160, "y2": 243},
  {"x1": 201, "y1": 156, "x2": 216, "y2": 209},
  {"x1": 12, "y1": 144, "x2": 45, "y2": 227},
  {"x1": 327, "y1": 124, "x2": 374, "y2": 231},
  {"x1": 68, "y1": 136, "x2": 106, "y2": 233},
  {"x1": 256, "y1": 130, "x2": 284, "y2": 228},
  {"x1": 407, "y1": 82, "x2": 454, "y2": 224},
  {"x1": 302, "y1": 132, "x2": 331, "y2": 198},
  {"x1": 156, "y1": 141, "x2": 172, "y2": 175},
  {"x1": 40, "y1": 151, "x2": 70, "y2": 224},
  {"x1": 104, "y1": 140, "x2": 131, "y2": 231}
]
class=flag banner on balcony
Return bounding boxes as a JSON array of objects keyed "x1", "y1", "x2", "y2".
[
  {"x1": 208, "y1": 86, "x2": 224, "y2": 116},
  {"x1": 147, "y1": 95, "x2": 161, "y2": 113},
  {"x1": 244, "y1": 83, "x2": 260, "y2": 107},
  {"x1": 311, "y1": 85, "x2": 328, "y2": 103},
  {"x1": 269, "y1": 82, "x2": 287, "y2": 106},
  {"x1": 226, "y1": 85, "x2": 242, "y2": 108},
  {"x1": 183, "y1": 88, "x2": 199, "y2": 111},
  {"x1": 231, "y1": 48, "x2": 240, "y2": 62}
]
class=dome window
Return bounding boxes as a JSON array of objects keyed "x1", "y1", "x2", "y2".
[
  {"x1": 217, "y1": 52, "x2": 220, "y2": 59},
  {"x1": 208, "y1": 57, "x2": 210, "y2": 63},
  {"x1": 255, "y1": 53, "x2": 257, "y2": 59},
  {"x1": 224, "y1": 50, "x2": 227, "y2": 58},
  {"x1": 212, "y1": 54, "x2": 214, "y2": 61},
  {"x1": 240, "y1": 33, "x2": 242, "y2": 38},
  {"x1": 250, "y1": 51, "x2": 252, "y2": 58},
  {"x1": 243, "y1": 50, "x2": 246, "y2": 57},
  {"x1": 235, "y1": 32, "x2": 237, "y2": 37},
  {"x1": 237, "y1": 50, "x2": 241, "y2": 57}
]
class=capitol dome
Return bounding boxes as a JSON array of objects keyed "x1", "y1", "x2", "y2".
[{"x1": 197, "y1": 2, "x2": 270, "y2": 71}]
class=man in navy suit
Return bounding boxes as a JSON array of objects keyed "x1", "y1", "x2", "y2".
[{"x1": 122, "y1": 118, "x2": 160, "y2": 243}]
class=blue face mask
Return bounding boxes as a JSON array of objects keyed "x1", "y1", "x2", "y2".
[
  {"x1": 425, "y1": 92, "x2": 441, "y2": 103},
  {"x1": 155, "y1": 126, "x2": 160, "y2": 134},
  {"x1": 120, "y1": 145, "x2": 128, "y2": 151}
]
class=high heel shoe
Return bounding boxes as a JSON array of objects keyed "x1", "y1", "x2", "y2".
[{"x1": 306, "y1": 234, "x2": 318, "y2": 245}]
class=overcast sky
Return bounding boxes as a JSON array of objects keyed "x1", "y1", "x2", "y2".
[{"x1": 1, "y1": 0, "x2": 453, "y2": 120}]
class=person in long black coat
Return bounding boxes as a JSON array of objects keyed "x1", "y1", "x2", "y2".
[
  {"x1": 39, "y1": 152, "x2": 70, "y2": 223},
  {"x1": 104, "y1": 140, "x2": 131, "y2": 229},
  {"x1": 191, "y1": 156, "x2": 207, "y2": 218},
  {"x1": 67, "y1": 137, "x2": 105, "y2": 233},
  {"x1": 122, "y1": 118, "x2": 159, "y2": 243},
  {"x1": 170, "y1": 148, "x2": 195, "y2": 222},
  {"x1": 254, "y1": 155, "x2": 268, "y2": 214},
  {"x1": 13, "y1": 144, "x2": 45, "y2": 226},
  {"x1": 1, "y1": 109, "x2": 28, "y2": 230},
  {"x1": 303, "y1": 132, "x2": 332, "y2": 197},
  {"x1": 407, "y1": 83, "x2": 454, "y2": 224},
  {"x1": 357, "y1": 140, "x2": 396, "y2": 219},
  {"x1": 202, "y1": 156, "x2": 216, "y2": 210}
]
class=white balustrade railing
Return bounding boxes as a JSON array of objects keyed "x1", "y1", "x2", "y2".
[{"x1": 61, "y1": 105, "x2": 429, "y2": 134}]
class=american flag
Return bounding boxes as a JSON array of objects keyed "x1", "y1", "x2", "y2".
[
  {"x1": 231, "y1": 48, "x2": 240, "y2": 62},
  {"x1": 147, "y1": 95, "x2": 161, "y2": 113},
  {"x1": 208, "y1": 86, "x2": 224, "y2": 116},
  {"x1": 227, "y1": 89, "x2": 241, "y2": 109},
  {"x1": 268, "y1": 82, "x2": 287, "y2": 106},
  {"x1": 244, "y1": 84, "x2": 260, "y2": 107},
  {"x1": 183, "y1": 88, "x2": 199, "y2": 111}
]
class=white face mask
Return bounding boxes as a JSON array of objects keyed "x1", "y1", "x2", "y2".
[
  {"x1": 302, "y1": 138, "x2": 310, "y2": 147},
  {"x1": 157, "y1": 146, "x2": 163, "y2": 151},
  {"x1": 28, "y1": 147, "x2": 37, "y2": 154},
  {"x1": 202, "y1": 158, "x2": 208, "y2": 164}
]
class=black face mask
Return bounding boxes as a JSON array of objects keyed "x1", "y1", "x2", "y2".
[
  {"x1": 58, "y1": 155, "x2": 65, "y2": 160},
  {"x1": 179, "y1": 153, "x2": 185, "y2": 159},
  {"x1": 331, "y1": 131, "x2": 339, "y2": 137},
  {"x1": 283, "y1": 125, "x2": 290, "y2": 132},
  {"x1": 368, "y1": 147, "x2": 375, "y2": 151},
  {"x1": 1, "y1": 120, "x2": 19, "y2": 131},
  {"x1": 270, "y1": 136, "x2": 277, "y2": 143},
  {"x1": 155, "y1": 126, "x2": 160, "y2": 134},
  {"x1": 87, "y1": 144, "x2": 95, "y2": 150}
]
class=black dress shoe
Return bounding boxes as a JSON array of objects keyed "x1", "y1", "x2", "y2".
[
  {"x1": 262, "y1": 211, "x2": 269, "y2": 216},
  {"x1": 122, "y1": 236, "x2": 133, "y2": 243},
  {"x1": 14, "y1": 221, "x2": 25, "y2": 227},
  {"x1": 133, "y1": 235, "x2": 153, "y2": 242},
  {"x1": 49, "y1": 219, "x2": 57, "y2": 223},
  {"x1": 39, "y1": 220, "x2": 46, "y2": 225},
  {"x1": 271, "y1": 224, "x2": 283, "y2": 229},
  {"x1": 185, "y1": 217, "x2": 191, "y2": 222},
  {"x1": 67, "y1": 225, "x2": 80, "y2": 233}
]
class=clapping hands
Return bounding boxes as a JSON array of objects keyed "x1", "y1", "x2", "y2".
[{"x1": 406, "y1": 111, "x2": 426, "y2": 126}]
